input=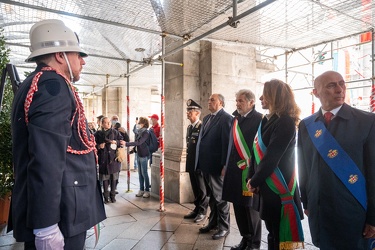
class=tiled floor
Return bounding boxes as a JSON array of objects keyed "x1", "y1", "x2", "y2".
[{"x1": 0, "y1": 170, "x2": 318, "y2": 250}]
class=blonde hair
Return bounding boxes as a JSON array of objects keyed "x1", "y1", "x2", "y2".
[{"x1": 263, "y1": 79, "x2": 301, "y2": 126}]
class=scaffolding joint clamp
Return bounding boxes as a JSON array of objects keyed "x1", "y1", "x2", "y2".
[{"x1": 227, "y1": 17, "x2": 240, "y2": 28}]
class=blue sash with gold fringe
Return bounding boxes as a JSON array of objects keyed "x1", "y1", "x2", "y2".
[{"x1": 304, "y1": 115, "x2": 367, "y2": 210}]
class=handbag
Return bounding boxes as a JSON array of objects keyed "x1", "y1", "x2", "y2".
[{"x1": 115, "y1": 147, "x2": 126, "y2": 162}]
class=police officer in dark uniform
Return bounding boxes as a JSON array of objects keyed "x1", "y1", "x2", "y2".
[{"x1": 184, "y1": 99, "x2": 209, "y2": 223}]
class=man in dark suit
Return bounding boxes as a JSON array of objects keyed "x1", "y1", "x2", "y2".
[
  {"x1": 222, "y1": 89, "x2": 263, "y2": 250},
  {"x1": 195, "y1": 93, "x2": 233, "y2": 240},
  {"x1": 184, "y1": 99, "x2": 209, "y2": 223},
  {"x1": 9, "y1": 19, "x2": 106, "y2": 249},
  {"x1": 298, "y1": 71, "x2": 375, "y2": 249}
]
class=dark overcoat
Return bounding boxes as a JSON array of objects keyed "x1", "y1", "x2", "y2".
[
  {"x1": 95, "y1": 129, "x2": 123, "y2": 175},
  {"x1": 9, "y1": 64, "x2": 106, "y2": 242},
  {"x1": 247, "y1": 114, "x2": 303, "y2": 222},
  {"x1": 298, "y1": 103, "x2": 375, "y2": 249},
  {"x1": 222, "y1": 110, "x2": 262, "y2": 207},
  {"x1": 195, "y1": 108, "x2": 233, "y2": 175}
]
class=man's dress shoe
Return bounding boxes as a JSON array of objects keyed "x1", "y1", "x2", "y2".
[
  {"x1": 183, "y1": 211, "x2": 197, "y2": 219},
  {"x1": 194, "y1": 213, "x2": 206, "y2": 223},
  {"x1": 212, "y1": 229, "x2": 229, "y2": 240},
  {"x1": 231, "y1": 238, "x2": 247, "y2": 250},
  {"x1": 199, "y1": 224, "x2": 218, "y2": 233}
]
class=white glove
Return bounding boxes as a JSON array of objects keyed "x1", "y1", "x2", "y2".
[{"x1": 34, "y1": 224, "x2": 64, "y2": 250}]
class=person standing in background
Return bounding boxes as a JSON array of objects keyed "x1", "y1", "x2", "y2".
[
  {"x1": 114, "y1": 122, "x2": 130, "y2": 142},
  {"x1": 149, "y1": 114, "x2": 160, "y2": 167},
  {"x1": 110, "y1": 115, "x2": 119, "y2": 128},
  {"x1": 130, "y1": 117, "x2": 139, "y2": 172},
  {"x1": 88, "y1": 122, "x2": 97, "y2": 134},
  {"x1": 9, "y1": 19, "x2": 106, "y2": 249},
  {"x1": 298, "y1": 71, "x2": 375, "y2": 249},
  {"x1": 150, "y1": 114, "x2": 160, "y2": 140},
  {"x1": 246, "y1": 79, "x2": 304, "y2": 250},
  {"x1": 126, "y1": 117, "x2": 151, "y2": 198},
  {"x1": 223, "y1": 89, "x2": 263, "y2": 250},
  {"x1": 183, "y1": 99, "x2": 209, "y2": 223},
  {"x1": 95, "y1": 117, "x2": 125, "y2": 203},
  {"x1": 196, "y1": 93, "x2": 233, "y2": 240},
  {"x1": 96, "y1": 115, "x2": 104, "y2": 131}
]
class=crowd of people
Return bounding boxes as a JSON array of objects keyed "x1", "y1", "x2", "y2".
[
  {"x1": 184, "y1": 74, "x2": 375, "y2": 250},
  {"x1": 7, "y1": 18, "x2": 375, "y2": 250}
]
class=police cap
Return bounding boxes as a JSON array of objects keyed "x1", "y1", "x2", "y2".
[{"x1": 186, "y1": 99, "x2": 202, "y2": 110}]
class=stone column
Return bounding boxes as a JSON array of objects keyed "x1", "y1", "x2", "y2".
[{"x1": 151, "y1": 40, "x2": 258, "y2": 203}]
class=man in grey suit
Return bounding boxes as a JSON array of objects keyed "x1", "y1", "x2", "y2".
[
  {"x1": 195, "y1": 93, "x2": 233, "y2": 240},
  {"x1": 298, "y1": 71, "x2": 375, "y2": 249}
]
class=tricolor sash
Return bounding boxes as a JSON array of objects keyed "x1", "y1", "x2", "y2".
[
  {"x1": 232, "y1": 118, "x2": 253, "y2": 196},
  {"x1": 253, "y1": 121, "x2": 304, "y2": 249},
  {"x1": 304, "y1": 115, "x2": 367, "y2": 210}
]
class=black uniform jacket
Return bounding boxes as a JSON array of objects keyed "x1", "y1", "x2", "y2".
[
  {"x1": 186, "y1": 120, "x2": 201, "y2": 172},
  {"x1": 9, "y1": 64, "x2": 106, "y2": 241}
]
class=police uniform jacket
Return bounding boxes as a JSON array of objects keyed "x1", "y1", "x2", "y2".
[
  {"x1": 186, "y1": 120, "x2": 201, "y2": 172},
  {"x1": 9, "y1": 63, "x2": 106, "y2": 242}
]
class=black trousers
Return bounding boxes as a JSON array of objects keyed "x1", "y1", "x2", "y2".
[
  {"x1": 265, "y1": 219, "x2": 280, "y2": 250},
  {"x1": 24, "y1": 231, "x2": 87, "y2": 250},
  {"x1": 233, "y1": 203, "x2": 262, "y2": 249},
  {"x1": 187, "y1": 168, "x2": 209, "y2": 215}
]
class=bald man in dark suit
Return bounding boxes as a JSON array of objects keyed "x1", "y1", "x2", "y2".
[{"x1": 298, "y1": 71, "x2": 375, "y2": 249}]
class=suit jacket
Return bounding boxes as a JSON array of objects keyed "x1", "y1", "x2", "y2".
[
  {"x1": 186, "y1": 120, "x2": 201, "y2": 172},
  {"x1": 222, "y1": 109, "x2": 262, "y2": 207},
  {"x1": 298, "y1": 103, "x2": 375, "y2": 249},
  {"x1": 195, "y1": 108, "x2": 233, "y2": 175},
  {"x1": 247, "y1": 114, "x2": 303, "y2": 222},
  {"x1": 10, "y1": 64, "x2": 106, "y2": 241}
]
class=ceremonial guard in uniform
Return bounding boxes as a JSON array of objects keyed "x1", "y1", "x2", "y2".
[
  {"x1": 184, "y1": 99, "x2": 209, "y2": 223},
  {"x1": 9, "y1": 19, "x2": 106, "y2": 250}
]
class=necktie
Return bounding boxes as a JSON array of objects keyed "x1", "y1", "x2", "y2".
[
  {"x1": 324, "y1": 112, "x2": 333, "y2": 126},
  {"x1": 188, "y1": 125, "x2": 193, "y2": 136},
  {"x1": 204, "y1": 114, "x2": 214, "y2": 130}
]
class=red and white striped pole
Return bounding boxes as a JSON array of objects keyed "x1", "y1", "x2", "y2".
[
  {"x1": 371, "y1": 29, "x2": 375, "y2": 113},
  {"x1": 371, "y1": 84, "x2": 375, "y2": 113},
  {"x1": 158, "y1": 35, "x2": 166, "y2": 212},
  {"x1": 311, "y1": 91, "x2": 315, "y2": 114},
  {"x1": 126, "y1": 60, "x2": 131, "y2": 192}
]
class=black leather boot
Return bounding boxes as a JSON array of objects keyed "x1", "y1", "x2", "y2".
[{"x1": 103, "y1": 191, "x2": 110, "y2": 204}]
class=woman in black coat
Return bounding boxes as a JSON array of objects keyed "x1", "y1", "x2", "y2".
[
  {"x1": 246, "y1": 79, "x2": 304, "y2": 250},
  {"x1": 95, "y1": 117, "x2": 124, "y2": 203}
]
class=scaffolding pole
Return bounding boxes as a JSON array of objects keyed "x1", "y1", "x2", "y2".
[{"x1": 126, "y1": 60, "x2": 132, "y2": 192}]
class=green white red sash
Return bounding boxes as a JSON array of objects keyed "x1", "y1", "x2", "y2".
[
  {"x1": 253, "y1": 121, "x2": 304, "y2": 249},
  {"x1": 232, "y1": 118, "x2": 252, "y2": 196}
]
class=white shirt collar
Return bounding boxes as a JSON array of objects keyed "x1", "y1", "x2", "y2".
[{"x1": 321, "y1": 105, "x2": 342, "y2": 116}]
